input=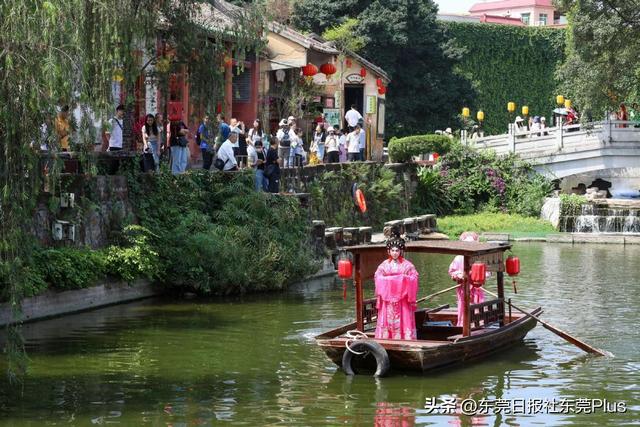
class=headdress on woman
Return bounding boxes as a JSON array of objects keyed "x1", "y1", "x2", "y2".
[
  {"x1": 459, "y1": 231, "x2": 479, "y2": 242},
  {"x1": 386, "y1": 233, "x2": 406, "y2": 251}
]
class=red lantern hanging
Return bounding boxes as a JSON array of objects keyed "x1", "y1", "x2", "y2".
[
  {"x1": 359, "y1": 67, "x2": 367, "y2": 78},
  {"x1": 505, "y1": 255, "x2": 520, "y2": 293},
  {"x1": 433, "y1": 152, "x2": 440, "y2": 161},
  {"x1": 337, "y1": 252, "x2": 353, "y2": 301},
  {"x1": 470, "y1": 262, "x2": 487, "y2": 288},
  {"x1": 302, "y1": 63, "x2": 318, "y2": 77},
  {"x1": 168, "y1": 101, "x2": 183, "y2": 122},
  {"x1": 320, "y1": 63, "x2": 337, "y2": 76},
  {"x1": 376, "y1": 78, "x2": 383, "y2": 87},
  {"x1": 378, "y1": 85, "x2": 387, "y2": 95},
  {"x1": 345, "y1": 58, "x2": 353, "y2": 68}
]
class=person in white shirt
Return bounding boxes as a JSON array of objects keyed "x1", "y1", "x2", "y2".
[
  {"x1": 358, "y1": 125, "x2": 366, "y2": 161},
  {"x1": 345, "y1": 105, "x2": 363, "y2": 130},
  {"x1": 347, "y1": 124, "x2": 362, "y2": 162},
  {"x1": 216, "y1": 128, "x2": 239, "y2": 171},
  {"x1": 325, "y1": 127, "x2": 340, "y2": 163},
  {"x1": 107, "y1": 104, "x2": 125, "y2": 151}
]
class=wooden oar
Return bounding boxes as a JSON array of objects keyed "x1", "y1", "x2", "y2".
[
  {"x1": 483, "y1": 288, "x2": 610, "y2": 357},
  {"x1": 416, "y1": 284, "x2": 459, "y2": 304}
]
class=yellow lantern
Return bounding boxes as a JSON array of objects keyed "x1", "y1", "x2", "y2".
[
  {"x1": 477, "y1": 110, "x2": 484, "y2": 122},
  {"x1": 522, "y1": 105, "x2": 529, "y2": 116},
  {"x1": 507, "y1": 102, "x2": 516, "y2": 113},
  {"x1": 564, "y1": 99, "x2": 572, "y2": 109},
  {"x1": 462, "y1": 107, "x2": 470, "y2": 118},
  {"x1": 556, "y1": 95, "x2": 565, "y2": 106}
]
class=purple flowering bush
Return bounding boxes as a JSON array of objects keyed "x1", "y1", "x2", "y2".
[{"x1": 415, "y1": 141, "x2": 552, "y2": 216}]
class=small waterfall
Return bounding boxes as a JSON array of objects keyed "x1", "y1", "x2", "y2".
[
  {"x1": 540, "y1": 197, "x2": 561, "y2": 228},
  {"x1": 623, "y1": 210, "x2": 640, "y2": 233},
  {"x1": 565, "y1": 202, "x2": 640, "y2": 233},
  {"x1": 574, "y1": 205, "x2": 600, "y2": 232}
]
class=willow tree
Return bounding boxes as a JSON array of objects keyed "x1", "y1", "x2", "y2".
[{"x1": 0, "y1": 0, "x2": 265, "y2": 382}]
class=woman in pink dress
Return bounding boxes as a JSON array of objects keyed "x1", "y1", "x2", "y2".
[
  {"x1": 374, "y1": 234, "x2": 419, "y2": 340},
  {"x1": 448, "y1": 231, "x2": 485, "y2": 327}
]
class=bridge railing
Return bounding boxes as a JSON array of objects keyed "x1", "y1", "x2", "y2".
[{"x1": 473, "y1": 119, "x2": 640, "y2": 157}]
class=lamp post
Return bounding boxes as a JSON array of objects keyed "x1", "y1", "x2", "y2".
[
  {"x1": 507, "y1": 101, "x2": 516, "y2": 133},
  {"x1": 461, "y1": 107, "x2": 470, "y2": 145},
  {"x1": 556, "y1": 95, "x2": 565, "y2": 127},
  {"x1": 477, "y1": 110, "x2": 484, "y2": 138}
]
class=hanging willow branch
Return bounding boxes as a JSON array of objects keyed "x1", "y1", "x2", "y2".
[{"x1": 0, "y1": 0, "x2": 266, "y2": 383}]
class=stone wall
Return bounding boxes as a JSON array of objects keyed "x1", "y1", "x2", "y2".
[
  {"x1": 33, "y1": 159, "x2": 419, "y2": 250},
  {"x1": 34, "y1": 174, "x2": 135, "y2": 249}
]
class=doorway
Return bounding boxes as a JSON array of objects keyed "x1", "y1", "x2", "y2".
[{"x1": 344, "y1": 84, "x2": 364, "y2": 129}]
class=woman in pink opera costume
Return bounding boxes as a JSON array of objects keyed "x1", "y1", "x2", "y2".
[
  {"x1": 374, "y1": 234, "x2": 419, "y2": 340},
  {"x1": 449, "y1": 231, "x2": 485, "y2": 327}
]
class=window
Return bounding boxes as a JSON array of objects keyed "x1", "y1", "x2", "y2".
[
  {"x1": 232, "y1": 65, "x2": 251, "y2": 102},
  {"x1": 539, "y1": 13, "x2": 547, "y2": 26},
  {"x1": 521, "y1": 13, "x2": 530, "y2": 25}
]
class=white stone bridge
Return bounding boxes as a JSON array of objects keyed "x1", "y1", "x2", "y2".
[{"x1": 473, "y1": 120, "x2": 640, "y2": 197}]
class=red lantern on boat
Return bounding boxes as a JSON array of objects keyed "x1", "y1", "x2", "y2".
[
  {"x1": 338, "y1": 258, "x2": 353, "y2": 279},
  {"x1": 376, "y1": 78, "x2": 383, "y2": 87},
  {"x1": 302, "y1": 63, "x2": 318, "y2": 77},
  {"x1": 320, "y1": 63, "x2": 337, "y2": 76},
  {"x1": 345, "y1": 58, "x2": 353, "y2": 68},
  {"x1": 470, "y1": 262, "x2": 487, "y2": 287},
  {"x1": 359, "y1": 67, "x2": 367, "y2": 78},
  {"x1": 337, "y1": 252, "x2": 353, "y2": 300},
  {"x1": 506, "y1": 255, "x2": 520, "y2": 293},
  {"x1": 378, "y1": 86, "x2": 387, "y2": 95}
]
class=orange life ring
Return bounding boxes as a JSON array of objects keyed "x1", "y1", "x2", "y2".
[{"x1": 355, "y1": 189, "x2": 367, "y2": 213}]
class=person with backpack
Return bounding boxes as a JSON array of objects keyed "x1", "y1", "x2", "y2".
[
  {"x1": 197, "y1": 115, "x2": 213, "y2": 170},
  {"x1": 215, "y1": 127, "x2": 239, "y2": 171},
  {"x1": 107, "y1": 104, "x2": 125, "y2": 151},
  {"x1": 276, "y1": 118, "x2": 291, "y2": 168}
]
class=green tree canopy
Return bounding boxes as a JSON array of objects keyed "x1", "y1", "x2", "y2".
[
  {"x1": 557, "y1": 0, "x2": 640, "y2": 116},
  {"x1": 292, "y1": 0, "x2": 474, "y2": 137}
]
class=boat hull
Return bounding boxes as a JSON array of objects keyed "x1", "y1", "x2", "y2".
[{"x1": 315, "y1": 307, "x2": 541, "y2": 373}]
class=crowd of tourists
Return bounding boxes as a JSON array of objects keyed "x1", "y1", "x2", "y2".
[{"x1": 115, "y1": 104, "x2": 370, "y2": 193}]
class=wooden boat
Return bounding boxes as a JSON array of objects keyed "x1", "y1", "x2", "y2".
[{"x1": 315, "y1": 240, "x2": 541, "y2": 375}]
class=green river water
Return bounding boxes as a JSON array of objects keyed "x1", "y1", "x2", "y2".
[{"x1": 0, "y1": 242, "x2": 638, "y2": 426}]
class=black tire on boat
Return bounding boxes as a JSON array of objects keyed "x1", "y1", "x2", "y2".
[{"x1": 342, "y1": 340, "x2": 390, "y2": 377}]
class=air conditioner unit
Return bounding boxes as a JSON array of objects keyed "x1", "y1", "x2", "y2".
[
  {"x1": 52, "y1": 220, "x2": 75, "y2": 241},
  {"x1": 60, "y1": 192, "x2": 75, "y2": 208},
  {"x1": 52, "y1": 221, "x2": 65, "y2": 241}
]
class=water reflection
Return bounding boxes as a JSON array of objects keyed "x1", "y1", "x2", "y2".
[{"x1": 0, "y1": 243, "x2": 638, "y2": 425}]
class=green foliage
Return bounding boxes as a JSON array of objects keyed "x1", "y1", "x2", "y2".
[
  {"x1": 34, "y1": 248, "x2": 105, "y2": 291},
  {"x1": 307, "y1": 164, "x2": 406, "y2": 229},
  {"x1": 413, "y1": 166, "x2": 451, "y2": 216},
  {"x1": 104, "y1": 225, "x2": 160, "y2": 283},
  {"x1": 129, "y1": 170, "x2": 318, "y2": 295},
  {"x1": 557, "y1": 1, "x2": 638, "y2": 117},
  {"x1": 414, "y1": 141, "x2": 553, "y2": 217},
  {"x1": 388, "y1": 134, "x2": 453, "y2": 163},
  {"x1": 437, "y1": 212, "x2": 557, "y2": 239},
  {"x1": 322, "y1": 19, "x2": 365, "y2": 53},
  {"x1": 443, "y1": 22, "x2": 566, "y2": 135},
  {"x1": 559, "y1": 194, "x2": 587, "y2": 217},
  {"x1": 292, "y1": 0, "x2": 474, "y2": 138}
]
